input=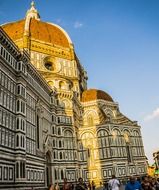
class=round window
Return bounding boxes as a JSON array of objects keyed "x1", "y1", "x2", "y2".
[{"x1": 45, "y1": 62, "x2": 54, "y2": 71}]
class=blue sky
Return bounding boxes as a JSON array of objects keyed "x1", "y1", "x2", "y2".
[{"x1": 0, "y1": 0, "x2": 159, "y2": 164}]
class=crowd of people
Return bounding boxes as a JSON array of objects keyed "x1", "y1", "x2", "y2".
[
  {"x1": 48, "y1": 175, "x2": 159, "y2": 190},
  {"x1": 48, "y1": 177, "x2": 96, "y2": 190},
  {"x1": 125, "y1": 175, "x2": 159, "y2": 190}
]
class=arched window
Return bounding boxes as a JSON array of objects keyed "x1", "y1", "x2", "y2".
[
  {"x1": 97, "y1": 130, "x2": 109, "y2": 159},
  {"x1": 64, "y1": 130, "x2": 74, "y2": 161},
  {"x1": 60, "y1": 152, "x2": 62, "y2": 159},
  {"x1": 36, "y1": 115, "x2": 40, "y2": 148},
  {"x1": 20, "y1": 161, "x2": 23, "y2": 178},
  {"x1": 107, "y1": 114, "x2": 112, "y2": 122},
  {"x1": 16, "y1": 162, "x2": 19, "y2": 178},
  {"x1": 54, "y1": 152, "x2": 56, "y2": 159},
  {"x1": 112, "y1": 129, "x2": 121, "y2": 147},
  {"x1": 87, "y1": 115, "x2": 94, "y2": 126},
  {"x1": 17, "y1": 118, "x2": 20, "y2": 129},
  {"x1": 59, "y1": 81, "x2": 65, "y2": 89},
  {"x1": 21, "y1": 136, "x2": 23, "y2": 147},
  {"x1": 126, "y1": 144, "x2": 132, "y2": 163},
  {"x1": 22, "y1": 120, "x2": 25, "y2": 131},
  {"x1": 87, "y1": 148, "x2": 90, "y2": 157},
  {"x1": 133, "y1": 130, "x2": 140, "y2": 146},
  {"x1": 17, "y1": 100, "x2": 20, "y2": 112},
  {"x1": 123, "y1": 130, "x2": 132, "y2": 162},
  {"x1": 64, "y1": 130, "x2": 73, "y2": 149},
  {"x1": 59, "y1": 140, "x2": 62, "y2": 148},
  {"x1": 20, "y1": 119, "x2": 23, "y2": 130},
  {"x1": 53, "y1": 139, "x2": 55, "y2": 147},
  {"x1": 16, "y1": 135, "x2": 19, "y2": 147},
  {"x1": 81, "y1": 132, "x2": 96, "y2": 166},
  {"x1": 23, "y1": 137, "x2": 25, "y2": 148},
  {"x1": 54, "y1": 169, "x2": 57, "y2": 180},
  {"x1": 61, "y1": 170, "x2": 64, "y2": 180},
  {"x1": 52, "y1": 126, "x2": 54, "y2": 134},
  {"x1": 58, "y1": 128, "x2": 61, "y2": 135},
  {"x1": 23, "y1": 162, "x2": 25, "y2": 178},
  {"x1": 123, "y1": 130, "x2": 130, "y2": 144},
  {"x1": 48, "y1": 81, "x2": 54, "y2": 87},
  {"x1": 45, "y1": 62, "x2": 54, "y2": 71},
  {"x1": 17, "y1": 85, "x2": 20, "y2": 95}
]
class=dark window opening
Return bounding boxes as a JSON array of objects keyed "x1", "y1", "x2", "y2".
[
  {"x1": 45, "y1": 62, "x2": 54, "y2": 71},
  {"x1": 17, "y1": 100, "x2": 20, "y2": 112},
  {"x1": 16, "y1": 135, "x2": 19, "y2": 147},
  {"x1": 126, "y1": 144, "x2": 132, "y2": 163},
  {"x1": 60, "y1": 152, "x2": 62, "y2": 159},
  {"x1": 58, "y1": 128, "x2": 61, "y2": 135},
  {"x1": 61, "y1": 170, "x2": 64, "y2": 180},
  {"x1": 17, "y1": 118, "x2": 19, "y2": 129},
  {"x1": 55, "y1": 169, "x2": 57, "y2": 180},
  {"x1": 37, "y1": 115, "x2": 40, "y2": 149},
  {"x1": 16, "y1": 162, "x2": 19, "y2": 178},
  {"x1": 59, "y1": 140, "x2": 62, "y2": 147},
  {"x1": 20, "y1": 162, "x2": 23, "y2": 178}
]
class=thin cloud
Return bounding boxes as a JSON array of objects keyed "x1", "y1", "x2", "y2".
[
  {"x1": 55, "y1": 18, "x2": 62, "y2": 24},
  {"x1": 74, "y1": 21, "x2": 83, "y2": 29},
  {"x1": 54, "y1": 18, "x2": 67, "y2": 28},
  {"x1": 144, "y1": 107, "x2": 159, "y2": 121}
]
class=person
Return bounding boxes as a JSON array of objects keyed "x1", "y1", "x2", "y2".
[
  {"x1": 63, "y1": 178, "x2": 72, "y2": 190},
  {"x1": 141, "y1": 176, "x2": 153, "y2": 190},
  {"x1": 70, "y1": 182, "x2": 74, "y2": 190},
  {"x1": 76, "y1": 177, "x2": 87, "y2": 190},
  {"x1": 103, "y1": 182, "x2": 108, "y2": 190},
  {"x1": 88, "y1": 182, "x2": 92, "y2": 190},
  {"x1": 151, "y1": 178, "x2": 157, "y2": 190},
  {"x1": 125, "y1": 176, "x2": 141, "y2": 190},
  {"x1": 55, "y1": 183, "x2": 60, "y2": 190},
  {"x1": 91, "y1": 181, "x2": 96, "y2": 190},
  {"x1": 96, "y1": 181, "x2": 104, "y2": 190},
  {"x1": 156, "y1": 178, "x2": 159, "y2": 190},
  {"x1": 49, "y1": 184, "x2": 54, "y2": 190},
  {"x1": 108, "y1": 175, "x2": 120, "y2": 190}
]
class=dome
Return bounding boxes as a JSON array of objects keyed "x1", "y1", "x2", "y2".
[
  {"x1": 81, "y1": 89, "x2": 114, "y2": 102},
  {"x1": 1, "y1": 2, "x2": 72, "y2": 48},
  {"x1": 2, "y1": 19, "x2": 70, "y2": 48}
]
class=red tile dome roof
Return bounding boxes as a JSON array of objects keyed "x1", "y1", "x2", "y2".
[
  {"x1": 81, "y1": 89, "x2": 114, "y2": 102},
  {"x1": 2, "y1": 18, "x2": 70, "y2": 48}
]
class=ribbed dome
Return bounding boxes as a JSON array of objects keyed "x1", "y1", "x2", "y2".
[
  {"x1": 2, "y1": 18, "x2": 70, "y2": 48},
  {"x1": 81, "y1": 89, "x2": 113, "y2": 102}
]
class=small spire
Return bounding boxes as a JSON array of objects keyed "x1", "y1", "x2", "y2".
[
  {"x1": 25, "y1": 1, "x2": 40, "y2": 21},
  {"x1": 31, "y1": 1, "x2": 35, "y2": 7},
  {"x1": 24, "y1": 1, "x2": 40, "y2": 36}
]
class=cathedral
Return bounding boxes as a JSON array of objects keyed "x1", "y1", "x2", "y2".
[{"x1": 0, "y1": 2, "x2": 147, "y2": 189}]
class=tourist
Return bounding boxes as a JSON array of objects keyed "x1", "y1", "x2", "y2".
[
  {"x1": 76, "y1": 177, "x2": 87, "y2": 190},
  {"x1": 103, "y1": 182, "x2": 109, "y2": 190},
  {"x1": 49, "y1": 184, "x2": 54, "y2": 190},
  {"x1": 88, "y1": 182, "x2": 92, "y2": 190},
  {"x1": 96, "y1": 181, "x2": 104, "y2": 190},
  {"x1": 91, "y1": 181, "x2": 96, "y2": 190},
  {"x1": 63, "y1": 178, "x2": 72, "y2": 190},
  {"x1": 108, "y1": 175, "x2": 120, "y2": 190},
  {"x1": 141, "y1": 176, "x2": 153, "y2": 190},
  {"x1": 125, "y1": 176, "x2": 141, "y2": 190},
  {"x1": 55, "y1": 183, "x2": 60, "y2": 190},
  {"x1": 156, "y1": 178, "x2": 159, "y2": 190}
]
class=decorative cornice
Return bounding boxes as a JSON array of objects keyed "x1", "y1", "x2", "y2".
[{"x1": 0, "y1": 26, "x2": 21, "y2": 58}]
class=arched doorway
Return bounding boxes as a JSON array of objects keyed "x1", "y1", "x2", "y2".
[{"x1": 46, "y1": 151, "x2": 52, "y2": 187}]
